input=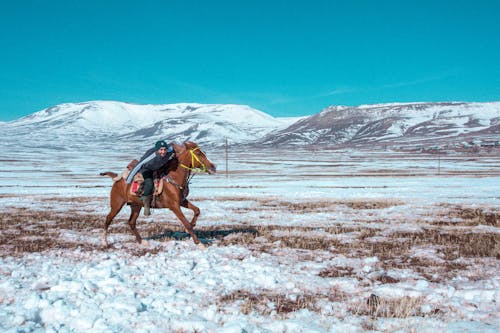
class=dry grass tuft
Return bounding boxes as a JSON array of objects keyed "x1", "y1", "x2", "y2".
[
  {"x1": 262, "y1": 200, "x2": 334, "y2": 212},
  {"x1": 274, "y1": 236, "x2": 337, "y2": 250},
  {"x1": 369, "y1": 241, "x2": 413, "y2": 260},
  {"x1": 39, "y1": 196, "x2": 105, "y2": 203},
  {"x1": 390, "y1": 229, "x2": 499, "y2": 259},
  {"x1": 215, "y1": 225, "x2": 368, "y2": 251},
  {"x1": 435, "y1": 206, "x2": 499, "y2": 226},
  {"x1": 218, "y1": 290, "x2": 431, "y2": 319},
  {"x1": 258, "y1": 199, "x2": 402, "y2": 213},
  {"x1": 341, "y1": 200, "x2": 402, "y2": 210},
  {"x1": 7, "y1": 239, "x2": 95, "y2": 254},
  {"x1": 353, "y1": 295, "x2": 429, "y2": 318},
  {"x1": 218, "y1": 290, "x2": 326, "y2": 315},
  {"x1": 376, "y1": 274, "x2": 400, "y2": 284},
  {"x1": 319, "y1": 266, "x2": 356, "y2": 278},
  {"x1": 0, "y1": 209, "x2": 164, "y2": 257},
  {"x1": 427, "y1": 231, "x2": 499, "y2": 259}
]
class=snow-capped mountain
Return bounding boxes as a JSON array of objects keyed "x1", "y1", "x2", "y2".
[
  {"x1": 259, "y1": 102, "x2": 500, "y2": 147},
  {"x1": 1, "y1": 101, "x2": 298, "y2": 149},
  {"x1": 2, "y1": 101, "x2": 499, "y2": 150}
]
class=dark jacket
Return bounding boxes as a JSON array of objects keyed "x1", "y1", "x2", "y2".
[
  {"x1": 126, "y1": 144, "x2": 175, "y2": 184},
  {"x1": 138, "y1": 146, "x2": 174, "y2": 173}
]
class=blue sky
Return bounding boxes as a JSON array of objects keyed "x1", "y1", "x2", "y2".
[{"x1": 1, "y1": 0, "x2": 499, "y2": 121}]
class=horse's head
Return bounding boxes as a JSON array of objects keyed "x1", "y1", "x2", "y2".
[{"x1": 180, "y1": 141, "x2": 217, "y2": 174}]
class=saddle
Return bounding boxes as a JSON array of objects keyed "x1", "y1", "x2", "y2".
[
  {"x1": 117, "y1": 159, "x2": 165, "y2": 197},
  {"x1": 111, "y1": 159, "x2": 144, "y2": 196},
  {"x1": 127, "y1": 174, "x2": 166, "y2": 197}
]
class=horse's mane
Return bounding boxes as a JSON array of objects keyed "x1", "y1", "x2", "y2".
[{"x1": 171, "y1": 141, "x2": 198, "y2": 155}]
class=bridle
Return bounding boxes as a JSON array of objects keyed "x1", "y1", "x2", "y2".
[
  {"x1": 162, "y1": 146, "x2": 209, "y2": 192},
  {"x1": 180, "y1": 147, "x2": 208, "y2": 173}
]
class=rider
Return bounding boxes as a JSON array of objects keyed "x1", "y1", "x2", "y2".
[{"x1": 126, "y1": 140, "x2": 175, "y2": 216}]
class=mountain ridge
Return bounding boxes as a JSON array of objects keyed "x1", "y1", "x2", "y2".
[
  {"x1": 1, "y1": 100, "x2": 499, "y2": 150},
  {"x1": 259, "y1": 101, "x2": 500, "y2": 147},
  {"x1": 1, "y1": 101, "x2": 300, "y2": 149}
]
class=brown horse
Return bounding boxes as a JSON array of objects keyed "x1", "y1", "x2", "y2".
[{"x1": 100, "y1": 141, "x2": 216, "y2": 248}]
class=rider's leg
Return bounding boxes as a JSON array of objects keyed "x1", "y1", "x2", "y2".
[{"x1": 141, "y1": 172, "x2": 154, "y2": 216}]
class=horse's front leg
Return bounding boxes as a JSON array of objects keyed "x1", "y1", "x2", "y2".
[
  {"x1": 128, "y1": 204, "x2": 147, "y2": 245},
  {"x1": 182, "y1": 200, "x2": 200, "y2": 228},
  {"x1": 171, "y1": 205, "x2": 201, "y2": 245}
]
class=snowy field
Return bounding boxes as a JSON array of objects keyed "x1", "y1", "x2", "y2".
[{"x1": 0, "y1": 146, "x2": 499, "y2": 332}]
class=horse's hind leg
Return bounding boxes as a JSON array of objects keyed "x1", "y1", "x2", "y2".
[
  {"x1": 181, "y1": 200, "x2": 200, "y2": 228},
  {"x1": 103, "y1": 201, "x2": 125, "y2": 248},
  {"x1": 128, "y1": 204, "x2": 147, "y2": 245}
]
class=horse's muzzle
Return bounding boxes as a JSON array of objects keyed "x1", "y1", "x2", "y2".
[{"x1": 207, "y1": 164, "x2": 216, "y2": 174}]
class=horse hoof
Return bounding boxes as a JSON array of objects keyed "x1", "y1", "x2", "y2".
[
  {"x1": 197, "y1": 243, "x2": 206, "y2": 250},
  {"x1": 140, "y1": 240, "x2": 150, "y2": 246}
]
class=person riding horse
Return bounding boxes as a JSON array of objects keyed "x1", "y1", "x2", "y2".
[
  {"x1": 126, "y1": 140, "x2": 175, "y2": 215},
  {"x1": 101, "y1": 141, "x2": 216, "y2": 247}
]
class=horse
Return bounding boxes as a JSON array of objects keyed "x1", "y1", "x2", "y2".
[{"x1": 100, "y1": 141, "x2": 216, "y2": 248}]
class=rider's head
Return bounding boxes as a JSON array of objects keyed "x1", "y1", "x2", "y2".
[
  {"x1": 155, "y1": 140, "x2": 168, "y2": 157},
  {"x1": 155, "y1": 140, "x2": 168, "y2": 150}
]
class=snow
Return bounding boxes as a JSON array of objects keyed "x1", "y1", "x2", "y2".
[
  {"x1": 0, "y1": 143, "x2": 499, "y2": 332},
  {"x1": 0, "y1": 101, "x2": 300, "y2": 149},
  {"x1": 314, "y1": 101, "x2": 500, "y2": 146},
  {"x1": 8, "y1": 101, "x2": 295, "y2": 133},
  {"x1": 3, "y1": 101, "x2": 499, "y2": 152}
]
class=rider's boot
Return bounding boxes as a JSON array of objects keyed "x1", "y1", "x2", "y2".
[{"x1": 142, "y1": 195, "x2": 152, "y2": 216}]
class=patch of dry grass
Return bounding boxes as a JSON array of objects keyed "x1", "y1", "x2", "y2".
[
  {"x1": 351, "y1": 295, "x2": 433, "y2": 318},
  {"x1": 0, "y1": 208, "x2": 164, "y2": 256},
  {"x1": 392, "y1": 229, "x2": 500, "y2": 259},
  {"x1": 2, "y1": 197, "x2": 498, "y2": 291},
  {"x1": 3, "y1": 207, "x2": 497, "y2": 261},
  {"x1": 207, "y1": 223, "x2": 499, "y2": 267},
  {"x1": 261, "y1": 200, "x2": 335, "y2": 212},
  {"x1": 402, "y1": 257, "x2": 468, "y2": 283},
  {"x1": 319, "y1": 266, "x2": 356, "y2": 278},
  {"x1": 340, "y1": 199, "x2": 403, "y2": 210},
  {"x1": 39, "y1": 196, "x2": 106, "y2": 203},
  {"x1": 262, "y1": 198, "x2": 403, "y2": 212},
  {"x1": 218, "y1": 289, "x2": 435, "y2": 320},
  {"x1": 434, "y1": 205, "x2": 499, "y2": 227},
  {"x1": 219, "y1": 290, "x2": 318, "y2": 315},
  {"x1": 218, "y1": 289, "x2": 348, "y2": 316},
  {"x1": 214, "y1": 198, "x2": 403, "y2": 215}
]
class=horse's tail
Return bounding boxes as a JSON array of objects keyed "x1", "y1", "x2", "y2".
[
  {"x1": 100, "y1": 171, "x2": 129, "y2": 183},
  {"x1": 100, "y1": 171, "x2": 118, "y2": 179}
]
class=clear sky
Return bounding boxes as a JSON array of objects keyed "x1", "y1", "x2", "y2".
[{"x1": 1, "y1": 0, "x2": 499, "y2": 121}]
